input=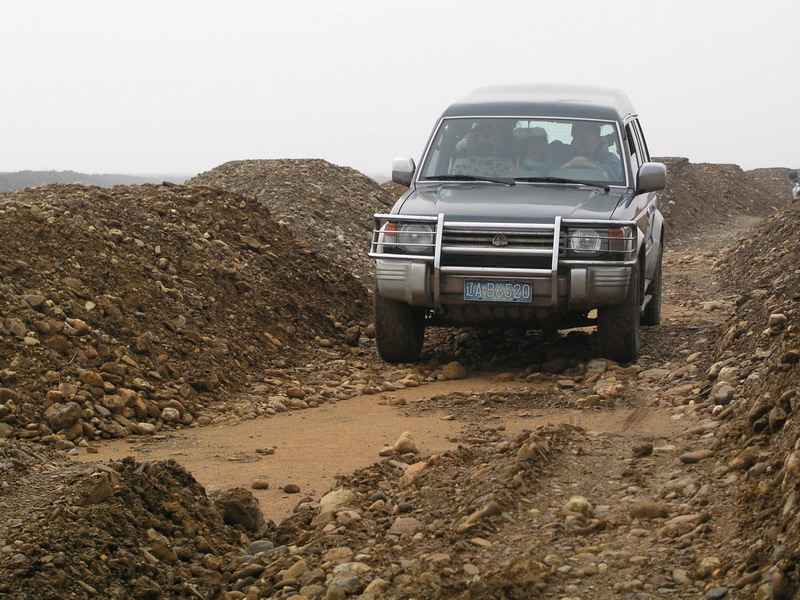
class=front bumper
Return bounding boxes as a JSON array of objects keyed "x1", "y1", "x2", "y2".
[
  {"x1": 370, "y1": 214, "x2": 637, "y2": 321},
  {"x1": 376, "y1": 258, "x2": 631, "y2": 310}
]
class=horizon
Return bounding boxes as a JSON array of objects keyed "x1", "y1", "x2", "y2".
[{"x1": 1, "y1": 154, "x2": 794, "y2": 184}]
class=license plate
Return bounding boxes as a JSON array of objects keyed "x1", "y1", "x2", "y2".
[{"x1": 463, "y1": 279, "x2": 533, "y2": 303}]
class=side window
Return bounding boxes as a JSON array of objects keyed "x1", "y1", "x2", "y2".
[
  {"x1": 632, "y1": 120, "x2": 651, "y2": 162},
  {"x1": 625, "y1": 123, "x2": 644, "y2": 169}
]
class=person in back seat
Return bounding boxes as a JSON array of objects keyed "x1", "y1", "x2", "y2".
[
  {"x1": 510, "y1": 127, "x2": 553, "y2": 176},
  {"x1": 452, "y1": 122, "x2": 514, "y2": 177}
]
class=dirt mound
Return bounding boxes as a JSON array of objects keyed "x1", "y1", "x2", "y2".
[
  {"x1": 0, "y1": 183, "x2": 369, "y2": 445},
  {"x1": 0, "y1": 443, "x2": 266, "y2": 599},
  {"x1": 746, "y1": 167, "x2": 796, "y2": 202},
  {"x1": 271, "y1": 423, "x2": 576, "y2": 599},
  {"x1": 380, "y1": 180, "x2": 409, "y2": 204},
  {"x1": 656, "y1": 158, "x2": 791, "y2": 250},
  {"x1": 188, "y1": 160, "x2": 395, "y2": 287},
  {"x1": 717, "y1": 201, "x2": 800, "y2": 333},
  {"x1": 701, "y1": 201, "x2": 800, "y2": 585},
  {"x1": 1, "y1": 425, "x2": 573, "y2": 600}
]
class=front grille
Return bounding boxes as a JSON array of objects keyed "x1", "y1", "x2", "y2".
[
  {"x1": 442, "y1": 229, "x2": 553, "y2": 250},
  {"x1": 440, "y1": 229, "x2": 554, "y2": 269}
]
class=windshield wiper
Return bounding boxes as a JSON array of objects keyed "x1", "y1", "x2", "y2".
[
  {"x1": 425, "y1": 174, "x2": 515, "y2": 186},
  {"x1": 513, "y1": 176, "x2": 609, "y2": 193}
]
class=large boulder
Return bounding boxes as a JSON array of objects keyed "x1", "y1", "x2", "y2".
[{"x1": 215, "y1": 488, "x2": 266, "y2": 534}]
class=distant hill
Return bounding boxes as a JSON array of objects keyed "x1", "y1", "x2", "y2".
[{"x1": 0, "y1": 170, "x2": 191, "y2": 192}]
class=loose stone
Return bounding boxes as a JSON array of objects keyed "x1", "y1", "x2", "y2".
[
  {"x1": 388, "y1": 517, "x2": 424, "y2": 536},
  {"x1": 441, "y1": 362, "x2": 467, "y2": 380},
  {"x1": 393, "y1": 431, "x2": 418, "y2": 454},
  {"x1": 680, "y1": 449, "x2": 715, "y2": 463},
  {"x1": 630, "y1": 498, "x2": 669, "y2": 519},
  {"x1": 632, "y1": 441, "x2": 654, "y2": 457}
]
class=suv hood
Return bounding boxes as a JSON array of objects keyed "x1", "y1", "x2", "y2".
[{"x1": 398, "y1": 183, "x2": 626, "y2": 223}]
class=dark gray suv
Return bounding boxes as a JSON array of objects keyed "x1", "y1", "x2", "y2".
[{"x1": 369, "y1": 84, "x2": 666, "y2": 363}]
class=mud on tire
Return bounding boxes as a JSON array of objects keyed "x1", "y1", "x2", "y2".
[
  {"x1": 374, "y1": 291, "x2": 425, "y2": 363},
  {"x1": 597, "y1": 261, "x2": 641, "y2": 362}
]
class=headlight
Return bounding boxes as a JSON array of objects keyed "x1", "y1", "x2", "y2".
[
  {"x1": 397, "y1": 223, "x2": 434, "y2": 253},
  {"x1": 568, "y1": 228, "x2": 604, "y2": 254},
  {"x1": 566, "y1": 226, "x2": 633, "y2": 257},
  {"x1": 382, "y1": 222, "x2": 435, "y2": 255}
]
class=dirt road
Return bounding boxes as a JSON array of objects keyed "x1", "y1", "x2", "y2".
[{"x1": 74, "y1": 375, "x2": 685, "y2": 524}]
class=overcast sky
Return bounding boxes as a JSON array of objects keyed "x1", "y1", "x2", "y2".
[{"x1": 2, "y1": 0, "x2": 797, "y2": 177}]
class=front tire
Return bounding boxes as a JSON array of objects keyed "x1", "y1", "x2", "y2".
[
  {"x1": 597, "y1": 262, "x2": 641, "y2": 363},
  {"x1": 374, "y1": 291, "x2": 425, "y2": 363}
]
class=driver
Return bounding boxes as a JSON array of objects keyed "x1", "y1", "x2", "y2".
[{"x1": 553, "y1": 122, "x2": 622, "y2": 180}]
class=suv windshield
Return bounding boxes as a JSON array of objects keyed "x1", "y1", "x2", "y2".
[{"x1": 419, "y1": 117, "x2": 625, "y2": 186}]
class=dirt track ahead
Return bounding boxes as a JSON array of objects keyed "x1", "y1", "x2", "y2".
[{"x1": 74, "y1": 369, "x2": 685, "y2": 525}]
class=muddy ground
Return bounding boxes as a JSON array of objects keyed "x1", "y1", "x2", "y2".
[{"x1": 0, "y1": 159, "x2": 798, "y2": 599}]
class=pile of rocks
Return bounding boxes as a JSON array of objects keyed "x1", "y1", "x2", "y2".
[
  {"x1": 216, "y1": 424, "x2": 574, "y2": 599},
  {"x1": 0, "y1": 450, "x2": 272, "y2": 599},
  {"x1": 699, "y1": 201, "x2": 800, "y2": 596},
  {"x1": 189, "y1": 159, "x2": 395, "y2": 286},
  {"x1": 0, "y1": 183, "x2": 370, "y2": 446},
  {"x1": 379, "y1": 180, "x2": 408, "y2": 204},
  {"x1": 655, "y1": 158, "x2": 791, "y2": 251}
]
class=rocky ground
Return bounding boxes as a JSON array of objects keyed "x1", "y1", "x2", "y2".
[{"x1": 0, "y1": 159, "x2": 798, "y2": 599}]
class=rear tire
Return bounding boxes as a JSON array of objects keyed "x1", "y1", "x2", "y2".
[
  {"x1": 374, "y1": 291, "x2": 425, "y2": 363},
  {"x1": 597, "y1": 262, "x2": 641, "y2": 363},
  {"x1": 641, "y1": 246, "x2": 662, "y2": 327}
]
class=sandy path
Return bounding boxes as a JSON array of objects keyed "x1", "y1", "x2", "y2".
[{"x1": 72, "y1": 375, "x2": 680, "y2": 523}]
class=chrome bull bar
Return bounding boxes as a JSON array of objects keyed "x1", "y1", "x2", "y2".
[{"x1": 370, "y1": 213, "x2": 637, "y2": 308}]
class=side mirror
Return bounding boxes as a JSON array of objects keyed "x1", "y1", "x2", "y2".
[
  {"x1": 392, "y1": 157, "x2": 416, "y2": 187},
  {"x1": 789, "y1": 170, "x2": 797, "y2": 181},
  {"x1": 636, "y1": 162, "x2": 667, "y2": 193}
]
